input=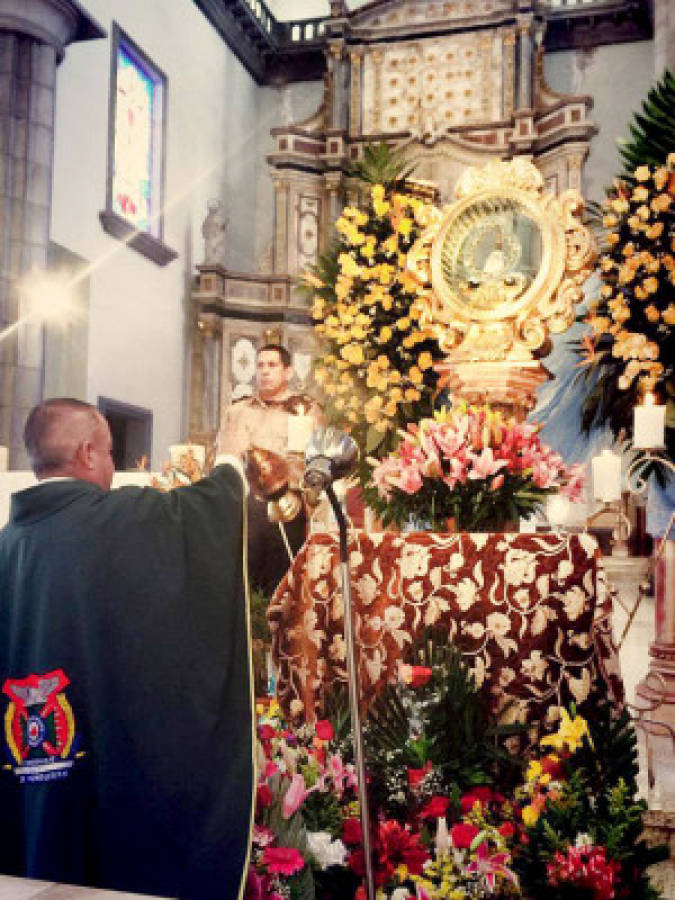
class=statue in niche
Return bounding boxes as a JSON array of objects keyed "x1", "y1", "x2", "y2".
[{"x1": 201, "y1": 199, "x2": 229, "y2": 267}]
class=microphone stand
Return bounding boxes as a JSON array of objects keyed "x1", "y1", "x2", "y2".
[{"x1": 325, "y1": 483, "x2": 376, "y2": 900}]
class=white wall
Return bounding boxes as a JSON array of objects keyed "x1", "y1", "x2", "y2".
[
  {"x1": 544, "y1": 41, "x2": 655, "y2": 203},
  {"x1": 50, "y1": 0, "x2": 263, "y2": 467}
]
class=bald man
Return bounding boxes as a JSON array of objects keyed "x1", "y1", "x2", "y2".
[{"x1": 0, "y1": 399, "x2": 253, "y2": 899}]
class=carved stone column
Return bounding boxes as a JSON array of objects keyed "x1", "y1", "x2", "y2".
[
  {"x1": 273, "y1": 176, "x2": 290, "y2": 274},
  {"x1": 0, "y1": 0, "x2": 103, "y2": 468},
  {"x1": 328, "y1": 40, "x2": 347, "y2": 133},
  {"x1": 324, "y1": 172, "x2": 343, "y2": 235},
  {"x1": 516, "y1": 15, "x2": 534, "y2": 111},
  {"x1": 349, "y1": 49, "x2": 362, "y2": 138}
]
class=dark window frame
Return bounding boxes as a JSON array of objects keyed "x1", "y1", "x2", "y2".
[
  {"x1": 98, "y1": 396, "x2": 153, "y2": 471},
  {"x1": 99, "y1": 22, "x2": 177, "y2": 266}
]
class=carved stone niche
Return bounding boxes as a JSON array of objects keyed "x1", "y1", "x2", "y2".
[{"x1": 407, "y1": 157, "x2": 597, "y2": 418}]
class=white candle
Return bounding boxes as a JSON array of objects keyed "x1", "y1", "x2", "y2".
[
  {"x1": 634, "y1": 393, "x2": 665, "y2": 448},
  {"x1": 0, "y1": 446, "x2": 7, "y2": 472},
  {"x1": 546, "y1": 494, "x2": 570, "y2": 526},
  {"x1": 592, "y1": 447, "x2": 622, "y2": 502},
  {"x1": 287, "y1": 413, "x2": 314, "y2": 453}
]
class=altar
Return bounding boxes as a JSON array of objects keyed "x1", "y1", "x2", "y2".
[{"x1": 269, "y1": 530, "x2": 623, "y2": 745}]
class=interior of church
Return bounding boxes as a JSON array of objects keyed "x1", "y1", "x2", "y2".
[{"x1": 0, "y1": 0, "x2": 674, "y2": 897}]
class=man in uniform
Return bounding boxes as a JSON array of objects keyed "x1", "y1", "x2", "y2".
[
  {"x1": 0, "y1": 398, "x2": 253, "y2": 899},
  {"x1": 219, "y1": 343, "x2": 321, "y2": 596}
]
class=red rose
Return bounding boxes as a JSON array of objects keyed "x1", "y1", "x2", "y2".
[
  {"x1": 256, "y1": 783, "x2": 273, "y2": 808},
  {"x1": 347, "y1": 848, "x2": 364, "y2": 875},
  {"x1": 401, "y1": 841, "x2": 430, "y2": 874},
  {"x1": 419, "y1": 795, "x2": 450, "y2": 820},
  {"x1": 258, "y1": 724, "x2": 275, "y2": 740},
  {"x1": 498, "y1": 822, "x2": 516, "y2": 839},
  {"x1": 460, "y1": 785, "x2": 493, "y2": 813},
  {"x1": 409, "y1": 666, "x2": 433, "y2": 688},
  {"x1": 541, "y1": 755, "x2": 564, "y2": 779},
  {"x1": 450, "y1": 822, "x2": 480, "y2": 849},
  {"x1": 315, "y1": 719, "x2": 334, "y2": 741},
  {"x1": 408, "y1": 760, "x2": 432, "y2": 787},
  {"x1": 343, "y1": 817, "x2": 363, "y2": 845}
]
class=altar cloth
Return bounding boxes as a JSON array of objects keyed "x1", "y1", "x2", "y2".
[{"x1": 269, "y1": 531, "x2": 623, "y2": 744}]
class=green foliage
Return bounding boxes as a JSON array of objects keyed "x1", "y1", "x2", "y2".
[
  {"x1": 515, "y1": 704, "x2": 668, "y2": 900},
  {"x1": 250, "y1": 587, "x2": 272, "y2": 643},
  {"x1": 364, "y1": 635, "x2": 525, "y2": 822},
  {"x1": 619, "y1": 70, "x2": 675, "y2": 175},
  {"x1": 349, "y1": 141, "x2": 414, "y2": 188}
]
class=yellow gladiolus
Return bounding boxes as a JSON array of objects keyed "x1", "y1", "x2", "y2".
[
  {"x1": 634, "y1": 165, "x2": 651, "y2": 182},
  {"x1": 522, "y1": 804, "x2": 540, "y2": 828},
  {"x1": 418, "y1": 352, "x2": 433, "y2": 371}
]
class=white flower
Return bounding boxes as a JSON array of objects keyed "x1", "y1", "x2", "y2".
[
  {"x1": 399, "y1": 545, "x2": 431, "y2": 578},
  {"x1": 504, "y1": 548, "x2": 538, "y2": 585},
  {"x1": 454, "y1": 577, "x2": 478, "y2": 611},
  {"x1": 562, "y1": 585, "x2": 586, "y2": 621},
  {"x1": 306, "y1": 831, "x2": 348, "y2": 869},
  {"x1": 307, "y1": 544, "x2": 334, "y2": 580},
  {"x1": 487, "y1": 611, "x2": 511, "y2": 637},
  {"x1": 355, "y1": 573, "x2": 379, "y2": 606},
  {"x1": 384, "y1": 605, "x2": 405, "y2": 630},
  {"x1": 522, "y1": 650, "x2": 547, "y2": 681}
]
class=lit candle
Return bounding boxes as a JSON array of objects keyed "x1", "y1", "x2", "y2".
[
  {"x1": 591, "y1": 447, "x2": 622, "y2": 503},
  {"x1": 0, "y1": 445, "x2": 7, "y2": 472},
  {"x1": 169, "y1": 443, "x2": 206, "y2": 469},
  {"x1": 634, "y1": 393, "x2": 665, "y2": 449},
  {"x1": 287, "y1": 409, "x2": 314, "y2": 453}
]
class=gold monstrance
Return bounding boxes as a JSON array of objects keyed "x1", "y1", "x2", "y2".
[{"x1": 407, "y1": 158, "x2": 597, "y2": 419}]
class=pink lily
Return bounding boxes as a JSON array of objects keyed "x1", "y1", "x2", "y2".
[
  {"x1": 468, "y1": 448, "x2": 508, "y2": 481},
  {"x1": 560, "y1": 463, "x2": 586, "y2": 502},
  {"x1": 467, "y1": 841, "x2": 518, "y2": 891},
  {"x1": 281, "y1": 773, "x2": 318, "y2": 819}
]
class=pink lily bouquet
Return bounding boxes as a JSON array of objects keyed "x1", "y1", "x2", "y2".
[{"x1": 367, "y1": 404, "x2": 585, "y2": 532}]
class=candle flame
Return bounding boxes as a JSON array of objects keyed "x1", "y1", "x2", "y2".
[{"x1": 644, "y1": 392, "x2": 655, "y2": 407}]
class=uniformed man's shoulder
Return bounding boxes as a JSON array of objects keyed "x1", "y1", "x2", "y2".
[
  {"x1": 284, "y1": 393, "x2": 321, "y2": 414},
  {"x1": 230, "y1": 394, "x2": 264, "y2": 408}
]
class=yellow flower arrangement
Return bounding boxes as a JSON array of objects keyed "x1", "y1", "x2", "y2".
[
  {"x1": 305, "y1": 181, "x2": 442, "y2": 455},
  {"x1": 582, "y1": 160, "x2": 674, "y2": 420}
]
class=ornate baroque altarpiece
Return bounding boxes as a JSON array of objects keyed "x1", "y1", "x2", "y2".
[{"x1": 189, "y1": 0, "x2": 597, "y2": 444}]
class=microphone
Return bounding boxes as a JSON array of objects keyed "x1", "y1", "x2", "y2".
[{"x1": 303, "y1": 428, "x2": 359, "y2": 501}]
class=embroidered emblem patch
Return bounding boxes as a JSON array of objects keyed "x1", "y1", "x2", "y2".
[{"x1": 2, "y1": 669, "x2": 78, "y2": 784}]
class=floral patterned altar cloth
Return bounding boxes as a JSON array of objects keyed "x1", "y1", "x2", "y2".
[{"x1": 269, "y1": 531, "x2": 623, "y2": 744}]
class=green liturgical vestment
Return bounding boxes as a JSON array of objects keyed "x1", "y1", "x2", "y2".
[{"x1": 0, "y1": 464, "x2": 253, "y2": 899}]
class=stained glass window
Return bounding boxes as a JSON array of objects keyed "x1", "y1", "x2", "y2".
[{"x1": 108, "y1": 26, "x2": 166, "y2": 239}]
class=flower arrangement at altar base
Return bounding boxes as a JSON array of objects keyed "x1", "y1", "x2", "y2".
[
  {"x1": 246, "y1": 644, "x2": 665, "y2": 900},
  {"x1": 365, "y1": 403, "x2": 585, "y2": 532},
  {"x1": 303, "y1": 178, "x2": 444, "y2": 459},
  {"x1": 580, "y1": 156, "x2": 674, "y2": 452}
]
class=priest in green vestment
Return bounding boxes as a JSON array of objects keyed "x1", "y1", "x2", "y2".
[{"x1": 0, "y1": 398, "x2": 254, "y2": 899}]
